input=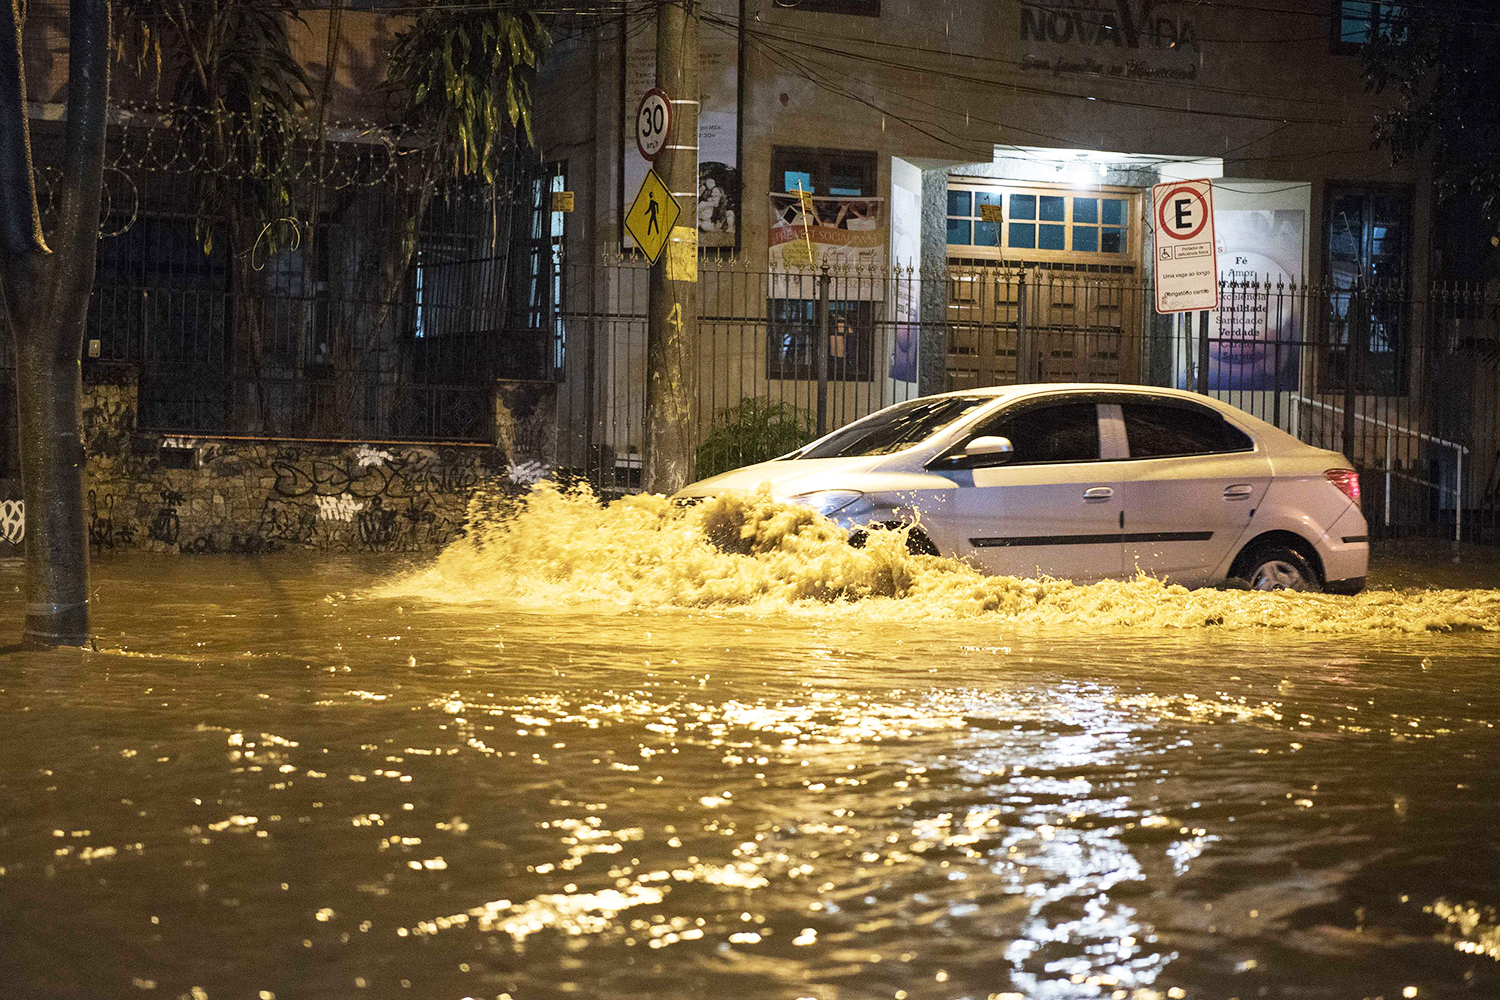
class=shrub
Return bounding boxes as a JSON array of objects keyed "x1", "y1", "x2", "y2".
[{"x1": 695, "y1": 399, "x2": 812, "y2": 479}]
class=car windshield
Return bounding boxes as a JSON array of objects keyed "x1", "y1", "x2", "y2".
[{"x1": 796, "y1": 395, "x2": 993, "y2": 459}]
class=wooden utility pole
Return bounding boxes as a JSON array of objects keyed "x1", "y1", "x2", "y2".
[
  {"x1": 0, "y1": 0, "x2": 111, "y2": 647},
  {"x1": 643, "y1": 0, "x2": 698, "y2": 494}
]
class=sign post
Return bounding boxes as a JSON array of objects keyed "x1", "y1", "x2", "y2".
[
  {"x1": 1152, "y1": 179, "x2": 1218, "y2": 394},
  {"x1": 1152, "y1": 179, "x2": 1218, "y2": 313}
]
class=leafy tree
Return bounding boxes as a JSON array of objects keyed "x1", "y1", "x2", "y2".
[
  {"x1": 319, "y1": 3, "x2": 552, "y2": 434},
  {"x1": 1362, "y1": 2, "x2": 1500, "y2": 245},
  {"x1": 118, "y1": 0, "x2": 314, "y2": 430},
  {"x1": 1, "y1": 0, "x2": 111, "y2": 647}
]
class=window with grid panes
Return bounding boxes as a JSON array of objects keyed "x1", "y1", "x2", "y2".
[
  {"x1": 1332, "y1": 2, "x2": 1405, "y2": 49},
  {"x1": 946, "y1": 183, "x2": 1134, "y2": 262}
]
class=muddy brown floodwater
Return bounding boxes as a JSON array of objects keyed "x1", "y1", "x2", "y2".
[{"x1": 1, "y1": 487, "x2": 1498, "y2": 1000}]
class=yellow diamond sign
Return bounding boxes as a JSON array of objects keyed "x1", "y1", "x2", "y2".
[{"x1": 625, "y1": 168, "x2": 680, "y2": 265}]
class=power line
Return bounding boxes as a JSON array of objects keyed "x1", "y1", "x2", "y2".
[
  {"x1": 687, "y1": 8, "x2": 1390, "y2": 173},
  {"x1": 712, "y1": 13, "x2": 1379, "y2": 129}
]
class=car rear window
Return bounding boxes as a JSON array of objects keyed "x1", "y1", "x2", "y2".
[
  {"x1": 1123, "y1": 403, "x2": 1253, "y2": 458},
  {"x1": 797, "y1": 395, "x2": 992, "y2": 459}
]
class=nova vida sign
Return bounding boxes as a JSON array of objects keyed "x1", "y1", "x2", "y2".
[{"x1": 1152, "y1": 178, "x2": 1218, "y2": 313}]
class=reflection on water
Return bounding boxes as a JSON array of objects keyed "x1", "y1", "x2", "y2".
[{"x1": 0, "y1": 488, "x2": 1497, "y2": 998}]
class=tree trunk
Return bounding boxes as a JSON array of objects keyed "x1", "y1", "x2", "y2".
[
  {"x1": 14, "y1": 300, "x2": 91, "y2": 646},
  {"x1": 0, "y1": 0, "x2": 111, "y2": 647}
]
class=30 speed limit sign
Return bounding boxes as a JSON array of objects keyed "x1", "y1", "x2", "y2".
[{"x1": 636, "y1": 88, "x2": 672, "y2": 162}]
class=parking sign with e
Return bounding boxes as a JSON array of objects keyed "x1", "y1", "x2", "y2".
[{"x1": 1151, "y1": 178, "x2": 1218, "y2": 313}]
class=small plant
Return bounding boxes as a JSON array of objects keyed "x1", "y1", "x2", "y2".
[{"x1": 695, "y1": 400, "x2": 812, "y2": 479}]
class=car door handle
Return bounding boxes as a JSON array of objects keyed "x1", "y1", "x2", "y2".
[
  {"x1": 1223, "y1": 484, "x2": 1254, "y2": 500},
  {"x1": 1082, "y1": 487, "x2": 1114, "y2": 501}
]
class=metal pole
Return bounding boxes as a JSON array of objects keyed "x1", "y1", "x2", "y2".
[
  {"x1": 1197, "y1": 309, "x2": 1210, "y2": 394},
  {"x1": 644, "y1": 0, "x2": 699, "y2": 493},
  {"x1": 1343, "y1": 285, "x2": 1363, "y2": 466},
  {"x1": 815, "y1": 264, "x2": 830, "y2": 436},
  {"x1": 1455, "y1": 447, "x2": 1463, "y2": 547},
  {"x1": 1016, "y1": 269, "x2": 1032, "y2": 383},
  {"x1": 1384, "y1": 425, "x2": 1392, "y2": 529}
]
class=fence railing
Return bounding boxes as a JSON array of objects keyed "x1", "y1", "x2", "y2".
[
  {"x1": 544, "y1": 261, "x2": 1500, "y2": 543},
  {"x1": 4, "y1": 258, "x2": 1498, "y2": 542}
]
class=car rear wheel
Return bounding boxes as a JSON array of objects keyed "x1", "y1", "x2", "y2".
[{"x1": 1238, "y1": 544, "x2": 1320, "y2": 592}]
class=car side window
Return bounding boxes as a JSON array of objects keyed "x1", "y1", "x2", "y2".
[
  {"x1": 1122, "y1": 403, "x2": 1253, "y2": 458},
  {"x1": 977, "y1": 402, "x2": 1100, "y2": 464}
]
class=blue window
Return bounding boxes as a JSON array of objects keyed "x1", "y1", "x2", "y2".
[
  {"x1": 945, "y1": 186, "x2": 1132, "y2": 257},
  {"x1": 1335, "y1": 2, "x2": 1404, "y2": 46},
  {"x1": 783, "y1": 170, "x2": 813, "y2": 195}
]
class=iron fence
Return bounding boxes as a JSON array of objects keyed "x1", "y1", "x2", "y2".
[
  {"x1": 4, "y1": 245, "x2": 1499, "y2": 542},
  {"x1": 545, "y1": 261, "x2": 1500, "y2": 544}
]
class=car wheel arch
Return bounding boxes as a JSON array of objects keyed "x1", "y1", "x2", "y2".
[
  {"x1": 848, "y1": 520, "x2": 940, "y2": 556},
  {"x1": 1228, "y1": 530, "x2": 1325, "y2": 587}
]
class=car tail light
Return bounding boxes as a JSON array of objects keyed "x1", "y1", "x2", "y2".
[{"x1": 1325, "y1": 468, "x2": 1360, "y2": 504}]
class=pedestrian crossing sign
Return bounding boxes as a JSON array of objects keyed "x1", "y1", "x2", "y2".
[{"x1": 625, "y1": 168, "x2": 679, "y2": 265}]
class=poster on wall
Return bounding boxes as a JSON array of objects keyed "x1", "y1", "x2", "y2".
[
  {"x1": 767, "y1": 193, "x2": 887, "y2": 274},
  {"x1": 624, "y1": 0, "x2": 740, "y2": 250},
  {"x1": 1173, "y1": 181, "x2": 1310, "y2": 392},
  {"x1": 888, "y1": 158, "x2": 923, "y2": 383},
  {"x1": 1213, "y1": 209, "x2": 1305, "y2": 390}
]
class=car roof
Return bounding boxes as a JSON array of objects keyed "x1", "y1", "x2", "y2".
[
  {"x1": 934, "y1": 383, "x2": 1232, "y2": 406},
  {"x1": 928, "y1": 383, "x2": 1309, "y2": 452}
]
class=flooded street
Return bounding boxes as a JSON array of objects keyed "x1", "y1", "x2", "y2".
[{"x1": 2, "y1": 489, "x2": 1499, "y2": 999}]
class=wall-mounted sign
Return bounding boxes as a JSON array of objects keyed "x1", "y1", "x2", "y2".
[
  {"x1": 768, "y1": 193, "x2": 886, "y2": 278},
  {"x1": 1017, "y1": 0, "x2": 1203, "y2": 81},
  {"x1": 551, "y1": 191, "x2": 575, "y2": 213}
]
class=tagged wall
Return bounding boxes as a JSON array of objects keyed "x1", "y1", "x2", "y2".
[{"x1": 81, "y1": 376, "x2": 534, "y2": 555}]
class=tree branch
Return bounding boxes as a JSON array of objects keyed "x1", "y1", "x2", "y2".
[
  {"x1": 0, "y1": 0, "x2": 46, "y2": 259},
  {"x1": 53, "y1": 0, "x2": 110, "y2": 309}
]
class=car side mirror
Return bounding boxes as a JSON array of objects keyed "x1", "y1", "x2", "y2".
[
  {"x1": 929, "y1": 435, "x2": 1015, "y2": 470},
  {"x1": 963, "y1": 435, "x2": 1015, "y2": 466}
]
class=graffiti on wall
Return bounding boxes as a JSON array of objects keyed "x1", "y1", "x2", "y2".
[
  {"x1": 76, "y1": 376, "x2": 550, "y2": 555},
  {"x1": 1, "y1": 499, "x2": 23, "y2": 545}
]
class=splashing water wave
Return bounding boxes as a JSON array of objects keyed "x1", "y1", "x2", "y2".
[{"x1": 379, "y1": 484, "x2": 1500, "y2": 633}]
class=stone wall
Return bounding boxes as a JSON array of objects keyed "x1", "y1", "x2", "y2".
[{"x1": 80, "y1": 375, "x2": 542, "y2": 555}]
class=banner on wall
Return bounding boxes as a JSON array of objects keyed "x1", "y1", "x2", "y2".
[
  {"x1": 624, "y1": 0, "x2": 740, "y2": 250},
  {"x1": 888, "y1": 158, "x2": 922, "y2": 383},
  {"x1": 1172, "y1": 182, "x2": 1311, "y2": 392},
  {"x1": 767, "y1": 193, "x2": 886, "y2": 273},
  {"x1": 1208, "y1": 191, "x2": 1309, "y2": 391}
]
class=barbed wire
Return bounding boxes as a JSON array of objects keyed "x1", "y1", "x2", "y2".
[
  {"x1": 29, "y1": 101, "x2": 544, "y2": 197},
  {"x1": 29, "y1": 101, "x2": 551, "y2": 246}
]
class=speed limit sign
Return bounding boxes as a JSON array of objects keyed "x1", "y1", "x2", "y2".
[{"x1": 636, "y1": 88, "x2": 672, "y2": 162}]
